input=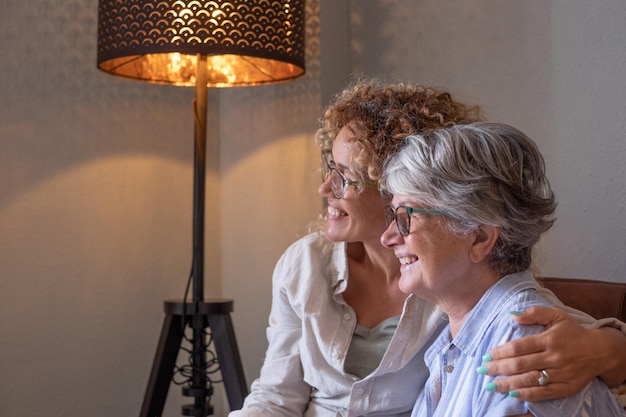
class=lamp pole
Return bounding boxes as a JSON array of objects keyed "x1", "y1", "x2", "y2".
[
  {"x1": 191, "y1": 53, "x2": 209, "y2": 413},
  {"x1": 193, "y1": 54, "x2": 208, "y2": 304}
]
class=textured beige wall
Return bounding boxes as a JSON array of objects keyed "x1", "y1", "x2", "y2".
[
  {"x1": 2, "y1": 1, "x2": 626, "y2": 416},
  {"x1": 0, "y1": 0, "x2": 322, "y2": 415},
  {"x1": 347, "y1": 0, "x2": 626, "y2": 280}
]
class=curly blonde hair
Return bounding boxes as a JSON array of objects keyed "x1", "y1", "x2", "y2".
[{"x1": 315, "y1": 79, "x2": 484, "y2": 186}]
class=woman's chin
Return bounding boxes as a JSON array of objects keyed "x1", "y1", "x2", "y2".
[
  {"x1": 398, "y1": 268, "x2": 422, "y2": 294},
  {"x1": 323, "y1": 226, "x2": 345, "y2": 242}
]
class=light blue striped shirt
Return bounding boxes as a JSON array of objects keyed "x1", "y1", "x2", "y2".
[{"x1": 411, "y1": 271, "x2": 625, "y2": 417}]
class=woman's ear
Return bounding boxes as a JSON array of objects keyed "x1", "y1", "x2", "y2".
[{"x1": 469, "y1": 225, "x2": 499, "y2": 263}]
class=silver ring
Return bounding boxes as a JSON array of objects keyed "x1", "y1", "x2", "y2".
[{"x1": 538, "y1": 369, "x2": 550, "y2": 386}]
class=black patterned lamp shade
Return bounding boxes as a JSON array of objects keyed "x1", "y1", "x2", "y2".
[{"x1": 97, "y1": 0, "x2": 306, "y2": 87}]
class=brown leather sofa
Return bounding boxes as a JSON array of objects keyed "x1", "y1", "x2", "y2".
[{"x1": 537, "y1": 277, "x2": 626, "y2": 322}]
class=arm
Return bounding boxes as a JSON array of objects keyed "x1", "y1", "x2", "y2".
[{"x1": 480, "y1": 306, "x2": 626, "y2": 401}]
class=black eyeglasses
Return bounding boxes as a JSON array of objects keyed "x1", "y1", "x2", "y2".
[
  {"x1": 384, "y1": 205, "x2": 446, "y2": 236},
  {"x1": 322, "y1": 152, "x2": 377, "y2": 199}
]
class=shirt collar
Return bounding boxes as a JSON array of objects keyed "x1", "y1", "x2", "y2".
[
  {"x1": 424, "y1": 271, "x2": 537, "y2": 364},
  {"x1": 330, "y1": 240, "x2": 348, "y2": 294},
  {"x1": 452, "y1": 270, "x2": 536, "y2": 355}
]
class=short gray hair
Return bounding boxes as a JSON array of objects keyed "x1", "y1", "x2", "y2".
[{"x1": 382, "y1": 122, "x2": 556, "y2": 275}]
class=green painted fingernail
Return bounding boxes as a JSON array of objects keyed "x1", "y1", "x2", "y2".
[
  {"x1": 482, "y1": 353, "x2": 493, "y2": 362},
  {"x1": 509, "y1": 390, "x2": 520, "y2": 398},
  {"x1": 476, "y1": 365, "x2": 488, "y2": 375},
  {"x1": 509, "y1": 310, "x2": 523, "y2": 316},
  {"x1": 485, "y1": 382, "x2": 497, "y2": 392}
]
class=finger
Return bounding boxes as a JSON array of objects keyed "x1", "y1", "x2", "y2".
[
  {"x1": 487, "y1": 369, "x2": 549, "y2": 393},
  {"x1": 487, "y1": 370, "x2": 582, "y2": 402},
  {"x1": 508, "y1": 383, "x2": 576, "y2": 402},
  {"x1": 481, "y1": 352, "x2": 552, "y2": 377},
  {"x1": 487, "y1": 333, "x2": 548, "y2": 362},
  {"x1": 508, "y1": 306, "x2": 569, "y2": 327}
]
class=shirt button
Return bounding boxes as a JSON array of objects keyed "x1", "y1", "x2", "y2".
[
  {"x1": 333, "y1": 351, "x2": 341, "y2": 359},
  {"x1": 344, "y1": 313, "x2": 351, "y2": 320},
  {"x1": 446, "y1": 365, "x2": 454, "y2": 373},
  {"x1": 356, "y1": 388, "x2": 364, "y2": 395}
]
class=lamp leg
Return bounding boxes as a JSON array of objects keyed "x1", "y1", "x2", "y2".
[
  {"x1": 139, "y1": 310, "x2": 184, "y2": 417},
  {"x1": 208, "y1": 313, "x2": 248, "y2": 408},
  {"x1": 139, "y1": 301, "x2": 248, "y2": 417}
]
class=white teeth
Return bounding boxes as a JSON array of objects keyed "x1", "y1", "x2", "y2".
[
  {"x1": 399, "y1": 256, "x2": 418, "y2": 265},
  {"x1": 327, "y1": 206, "x2": 346, "y2": 217}
]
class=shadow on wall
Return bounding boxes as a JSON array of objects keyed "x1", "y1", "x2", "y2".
[{"x1": 0, "y1": 0, "x2": 322, "y2": 212}]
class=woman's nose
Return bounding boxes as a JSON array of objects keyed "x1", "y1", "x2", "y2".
[
  {"x1": 318, "y1": 175, "x2": 332, "y2": 197},
  {"x1": 380, "y1": 220, "x2": 401, "y2": 248}
]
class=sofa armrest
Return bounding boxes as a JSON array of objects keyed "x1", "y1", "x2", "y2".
[{"x1": 536, "y1": 277, "x2": 626, "y2": 322}]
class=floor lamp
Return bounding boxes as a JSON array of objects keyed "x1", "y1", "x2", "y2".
[{"x1": 96, "y1": 1, "x2": 305, "y2": 416}]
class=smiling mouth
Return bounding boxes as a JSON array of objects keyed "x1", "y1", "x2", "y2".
[
  {"x1": 399, "y1": 256, "x2": 418, "y2": 265},
  {"x1": 327, "y1": 206, "x2": 347, "y2": 218}
]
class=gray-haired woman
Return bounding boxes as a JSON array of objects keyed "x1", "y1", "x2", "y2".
[{"x1": 381, "y1": 122, "x2": 625, "y2": 417}]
